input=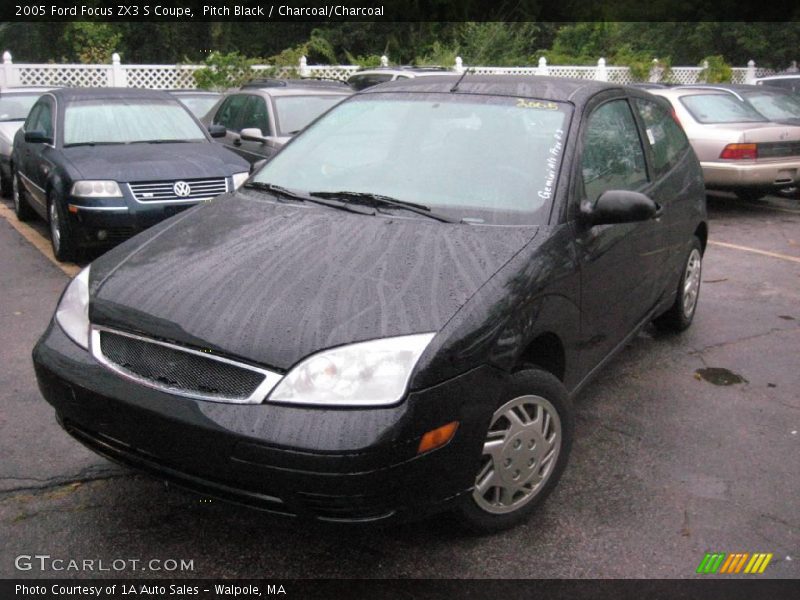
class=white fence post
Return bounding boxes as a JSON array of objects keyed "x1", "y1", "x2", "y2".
[
  {"x1": 110, "y1": 53, "x2": 128, "y2": 87},
  {"x1": 454, "y1": 56, "x2": 464, "y2": 74},
  {"x1": 536, "y1": 56, "x2": 549, "y2": 76},
  {"x1": 649, "y1": 58, "x2": 660, "y2": 83},
  {"x1": 2, "y1": 51, "x2": 18, "y2": 87},
  {"x1": 595, "y1": 57, "x2": 608, "y2": 81},
  {"x1": 745, "y1": 59, "x2": 756, "y2": 84},
  {"x1": 299, "y1": 55, "x2": 310, "y2": 78},
  {"x1": 380, "y1": 55, "x2": 388, "y2": 67}
]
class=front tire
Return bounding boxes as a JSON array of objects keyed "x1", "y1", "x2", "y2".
[
  {"x1": 654, "y1": 237, "x2": 702, "y2": 332},
  {"x1": 454, "y1": 368, "x2": 573, "y2": 533},
  {"x1": 12, "y1": 168, "x2": 34, "y2": 221},
  {"x1": 48, "y1": 193, "x2": 77, "y2": 262}
]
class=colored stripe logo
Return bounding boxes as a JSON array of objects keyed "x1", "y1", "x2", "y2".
[{"x1": 697, "y1": 552, "x2": 773, "y2": 574}]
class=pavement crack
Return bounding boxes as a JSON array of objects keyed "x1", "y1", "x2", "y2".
[
  {"x1": 0, "y1": 467, "x2": 131, "y2": 497},
  {"x1": 688, "y1": 325, "x2": 800, "y2": 355}
]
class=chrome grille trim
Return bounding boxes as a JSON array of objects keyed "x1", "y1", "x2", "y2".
[
  {"x1": 90, "y1": 326, "x2": 282, "y2": 404},
  {"x1": 128, "y1": 177, "x2": 229, "y2": 204}
]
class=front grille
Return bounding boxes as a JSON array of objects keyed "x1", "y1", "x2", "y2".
[
  {"x1": 94, "y1": 329, "x2": 273, "y2": 402},
  {"x1": 758, "y1": 141, "x2": 800, "y2": 159},
  {"x1": 129, "y1": 177, "x2": 228, "y2": 202}
]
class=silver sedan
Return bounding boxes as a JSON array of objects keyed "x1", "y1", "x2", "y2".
[{"x1": 649, "y1": 87, "x2": 800, "y2": 200}]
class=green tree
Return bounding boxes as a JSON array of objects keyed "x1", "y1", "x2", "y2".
[{"x1": 62, "y1": 22, "x2": 121, "y2": 63}]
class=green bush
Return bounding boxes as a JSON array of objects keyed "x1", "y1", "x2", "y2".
[
  {"x1": 193, "y1": 51, "x2": 261, "y2": 90},
  {"x1": 699, "y1": 55, "x2": 732, "y2": 83}
]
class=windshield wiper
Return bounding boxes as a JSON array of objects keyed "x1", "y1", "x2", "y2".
[
  {"x1": 63, "y1": 141, "x2": 127, "y2": 148},
  {"x1": 309, "y1": 191, "x2": 456, "y2": 223},
  {"x1": 130, "y1": 139, "x2": 199, "y2": 144},
  {"x1": 242, "y1": 181, "x2": 309, "y2": 203},
  {"x1": 242, "y1": 182, "x2": 376, "y2": 216}
]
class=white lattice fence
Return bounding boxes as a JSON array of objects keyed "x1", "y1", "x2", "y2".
[
  {"x1": 125, "y1": 65, "x2": 201, "y2": 89},
  {"x1": 303, "y1": 65, "x2": 360, "y2": 81},
  {"x1": 16, "y1": 64, "x2": 112, "y2": 87},
  {"x1": 0, "y1": 51, "x2": 786, "y2": 89}
]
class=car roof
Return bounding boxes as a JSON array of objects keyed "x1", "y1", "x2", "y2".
[
  {"x1": 168, "y1": 89, "x2": 221, "y2": 95},
  {"x1": 48, "y1": 87, "x2": 178, "y2": 102},
  {"x1": 233, "y1": 87, "x2": 351, "y2": 97},
  {"x1": 756, "y1": 74, "x2": 800, "y2": 81},
  {"x1": 0, "y1": 86, "x2": 58, "y2": 94},
  {"x1": 351, "y1": 67, "x2": 454, "y2": 77},
  {"x1": 360, "y1": 74, "x2": 623, "y2": 103}
]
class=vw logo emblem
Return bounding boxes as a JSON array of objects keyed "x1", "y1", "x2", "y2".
[{"x1": 173, "y1": 181, "x2": 191, "y2": 197}]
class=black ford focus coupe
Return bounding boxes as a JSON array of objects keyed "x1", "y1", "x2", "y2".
[
  {"x1": 33, "y1": 76, "x2": 707, "y2": 532},
  {"x1": 12, "y1": 88, "x2": 250, "y2": 261}
]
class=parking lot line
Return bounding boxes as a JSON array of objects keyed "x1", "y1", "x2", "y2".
[
  {"x1": 0, "y1": 203, "x2": 79, "y2": 277},
  {"x1": 709, "y1": 240, "x2": 800, "y2": 265}
]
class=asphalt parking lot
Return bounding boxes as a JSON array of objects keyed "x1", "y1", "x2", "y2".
[{"x1": 0, "y1": 192, "x2": 797, "y2": 579}]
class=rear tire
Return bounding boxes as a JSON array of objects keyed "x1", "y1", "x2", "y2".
[
  {"x1": 48, "y1": 192, "x2": 77, "y2": 262},
  {"x1": 12, "y1": 167, "x2": 34, "y2": 221},
  {"x1": 454, "y1": 368, "x2": 573, "y2": 534},
  {"x1": 0, "y1": 169, "x2": 11, "y2": 198},
  {"x1": 654, "y1": 237, "x2": 702, "y2": 332}
]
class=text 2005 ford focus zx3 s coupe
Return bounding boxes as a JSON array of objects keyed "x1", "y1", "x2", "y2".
[{"x1": 33, "y1": 76, "x2": 707, "y2": 532}]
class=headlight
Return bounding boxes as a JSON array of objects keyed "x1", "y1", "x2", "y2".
[
  {"x1": 55, "y1": 266, "x2": 90, "y2": 350},
  {"x1": 71, "y1": 180, "x2": 123, "y2": 198},
  {"x1": 268, "y1": 333, "x2": 436, "y2": 407},
  {"x1": 232, "y1": 172, "x2": 249, "y2": 190}
]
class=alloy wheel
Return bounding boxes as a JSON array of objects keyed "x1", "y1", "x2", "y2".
[
  {"x1": 12, "y1": 173, "x2": 20, "y2": 213},
  {"x1": 682, "y1": 249, "x2": 702, "y2": 319},
  {"x1": 49, "y1": 202, "x2": 61, "y2": 253},
  {"x1": 473, "y1": 395, "x2": 562, "y2": 515}
]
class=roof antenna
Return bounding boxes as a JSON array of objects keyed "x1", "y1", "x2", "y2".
[{"x1": 450, "y1": 67, "x2": 472, "y2": 93}]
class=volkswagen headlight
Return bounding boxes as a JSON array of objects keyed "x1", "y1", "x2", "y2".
[
  {"x1": 55, "y1": 266, "x2": 90, "y2": 350},
  {"x1": 232, "y1": 172, "x2": 249, "y2": 190},
  {"x1": 71, "y1": 181, "x2": 123, "y2": 198},
  {"x1": 268, "y1": 333, "x2": 435, "y2": 407}
]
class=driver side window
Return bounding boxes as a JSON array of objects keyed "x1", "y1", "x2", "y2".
[{"x1": 581, "y1": 100, "x2": 648, "y2": 202}]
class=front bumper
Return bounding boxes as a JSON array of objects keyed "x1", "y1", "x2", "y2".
[
  {"x1": 64, "y1": 180, "x2": 232, "y2": 248},
  {"x1": 701, "y1": 158, "x2": 800, "y2": 189},
  {"x1": 33, "y1": 321, "x2": 503, "y2": 524}
]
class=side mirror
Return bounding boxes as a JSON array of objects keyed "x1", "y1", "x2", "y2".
[
  {"x1": 24, "y1": 129, "x2": 52, "y2": 144},
  {"x1": 580, "y1": 190, "x2": 661, "y2": 226},
  {"x1": 240, "y1": 128, "x2": 268, "y2": 143},
  {"x1": 250, "y1": 158, "x2": 268, "y2": 174},
  {"x1": 207, "y1": 124, "x2": 227, "y2": 138}
]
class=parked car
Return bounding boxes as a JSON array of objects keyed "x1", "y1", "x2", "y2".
[
  {"x1": 0, "y1": 87, "x2": 55, "y2": 197},
  {"x1": 755, "y1": 74, "x2": 800, "y2": 95},
  {"x1": 168, "y1": 89, "x2": 222, "y2": 119},
  {"x1": 347, "y1": 66, "x2": 456, "y2": 91},
  {"x1": 12, "y1": 87, "x2": 250, "y2": 261},
  {"x1": 649, "y1": 87, "x2": 800, "y2": 200},
  {"x1": 201, "y1": 81, "x2": 351, "y2": 164},
  {"x1": 33, "y1": 76, "x2": 707, "y2": 532},
  {"x1": 681, "y1": 84, "x2": 800, "y2": 125}
]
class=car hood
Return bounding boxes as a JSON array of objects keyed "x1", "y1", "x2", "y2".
[
  {"x1": 0, "y1": 121, "x2": 23, "y2": 143},
  {"x1": 89, "y1": 194, "x2": 539, "y2": 371},
  {"x1": 62, "y1": 142, "x2": 249, "y2": 181}
]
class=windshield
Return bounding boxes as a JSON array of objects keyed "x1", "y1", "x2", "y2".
[
  {"x1": 0, "y1": 93, "x2": 43, "y2": 121},
  {"x1": 680, "y1": 93, "x2": 767, "y2": 124},
  {"x1": 63, "y1": 99, "x2": 207, "y2": 145},
  {"x1": 174, "y1": 95, "x2": 220, "y2": 119},
  {"x1": 252, "y1": 93, "x2": 571, "y2": 225},
  {"x1": 272, "y1": 95, "x2": 347, "y2": 135},
  {"x1": 743, "y1": 91, "x2": 800, "y2": 121}
]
